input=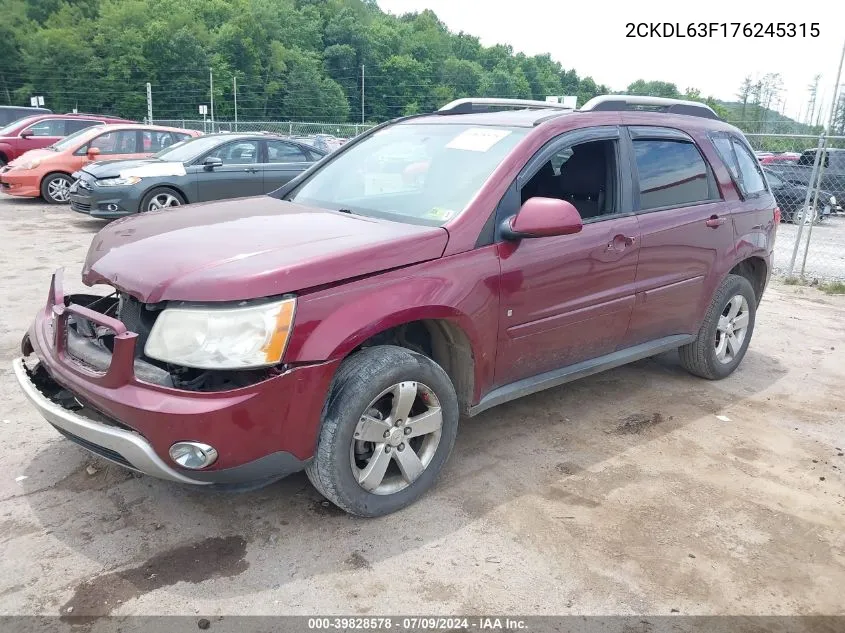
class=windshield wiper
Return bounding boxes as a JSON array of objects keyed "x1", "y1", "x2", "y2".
[{"x1": 337, "y1": 208, "x2": 356, "y2": 215}]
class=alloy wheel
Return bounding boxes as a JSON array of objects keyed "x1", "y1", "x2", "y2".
[
  {"x1": 47, "y1": 176, "x2": 71, "y2": 202},
  {"x1": 715, "y1": 294, "x2": 750, "y2": 364},
  {"x1": 350, "y1": 381, "x2": 443, "y2": 495},
  {"x1": 147, "y1": 193, "x2": 181, "y2": 211}
]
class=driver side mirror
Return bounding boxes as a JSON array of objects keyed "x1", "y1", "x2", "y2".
[
  {"x1": 20, "y1": 130, "x2": 34, "y2": 139},
  {"x1": 502, "y1": 197, "x2": 583, "y2": 240},
  {"x1": 203, "y1": 156, "x2": 223, "y2": 170},
  {"x1": 86, "y1": 147, "x2": 101, "y2": 161}
]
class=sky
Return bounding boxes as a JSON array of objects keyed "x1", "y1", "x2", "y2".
[{"x1": 377, "y1": 0, "x2": 844, "y2": 124}]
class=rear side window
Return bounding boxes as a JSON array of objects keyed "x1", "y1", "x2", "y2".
[
  {"x1": 765, "y1": 171, "x2": 783, "y2": 187},
  {"x1": 712, "y1": 134, "x2": 767, "y2": 197},
  {"x1": 66, "y1": 119, "x2": 104, "y2": 134},
  {"x1": 829, "y1": 152, "x2": 845, "y2": 170},
  {"x1": 798, "y1": 150, "x2": 825, "y2": 167},
  {"x1": 632, "y1": 140, "x2": 712, "y2": 210},
  {"x1": 143, "y1": 131, "x2": 189, "y2": 152},
  {"x1": 266, "y1": 140, "x2": 309, "y2": 163}
]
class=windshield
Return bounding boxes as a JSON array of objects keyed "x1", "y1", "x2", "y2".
[
  {"x1": 49, "y1": 127, "x2": 100, "y2": 152},
  {"x1": 0, "y1": 116, "x2": 40, "y2": 137},
  {"x1": 153, "y1": 135, "x2": 219, "y2": 162},
  {"x1": 287, "y1": 123, "x2": 527, "y2": 226}
]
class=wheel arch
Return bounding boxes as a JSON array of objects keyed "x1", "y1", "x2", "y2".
[
  {"x1": 139, "y1": 183, "x2": 190, "y2": 209},
  {"x1": 290, "y1": 303, "x2": 481, "y2": 416},
  {"x1": 352, "y1": 318, "x2": 476, "y2": 416},
  {"x1": 729, "y1": 256, "x2": 768, "y2": 304}
]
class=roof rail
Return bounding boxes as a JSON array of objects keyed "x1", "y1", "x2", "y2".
[
  {"x1": 438, "y1": 98, "x2": 573, "y2": 115},
  {"x1": 580, "y1": 95, "x2": 721, "y2": 120}
]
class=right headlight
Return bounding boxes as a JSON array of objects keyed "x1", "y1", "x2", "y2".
[
  {"x1": 144, "y1": 298, "x2": 296, "y2": 370},
  {"x1": 96, "y1": 176, "x2": 141, "y2": 187}
]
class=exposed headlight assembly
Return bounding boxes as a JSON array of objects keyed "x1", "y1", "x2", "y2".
[
  {"x1": 96, "y1": 176, "x2": 141, "y2": 187},
  {"x1": 144, "y1": 298, "x2": 296, "y2": 370}
]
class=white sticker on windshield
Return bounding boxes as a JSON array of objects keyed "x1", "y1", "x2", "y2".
[
  {"x1": 446, "y1": 127, "x2": 512, "y2": 152},
  {"x1": 119, "y1": 162, "x2": 186, "y2": 179}
]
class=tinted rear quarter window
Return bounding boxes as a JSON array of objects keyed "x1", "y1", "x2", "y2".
[
  {"x1": 731, "y1": 140, "x2": 767, "y2": 195},
  {"x1": 633, "y1": 139, "x2": 712, "y2": 210},
  {"x1": 711, "y1": 133, "x2": 768, "y2": 197}
]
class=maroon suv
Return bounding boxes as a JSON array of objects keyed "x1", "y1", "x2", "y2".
[{"x1": 14, "y1": 96, "x2": 777, "y2": 516}]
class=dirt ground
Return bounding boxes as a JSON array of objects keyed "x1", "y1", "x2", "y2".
[{"x1": 0, "y1": 196, "x2": 844, "y2": 620}]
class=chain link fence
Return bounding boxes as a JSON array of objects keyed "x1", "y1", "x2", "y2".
[
  {"x1": 153, "y1": 119, "x2": 374, "y2": 138},
  {"x1": 744, "y1": 134, "x2": 845, "y2": 281}
]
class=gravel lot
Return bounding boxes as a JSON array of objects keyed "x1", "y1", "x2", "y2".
[
  {"x1": 772, "y1": 215, "x2": 845, "y2": 281},
  {"x1": 1, "y1": 196, "x2": 844, "y2": 621}
]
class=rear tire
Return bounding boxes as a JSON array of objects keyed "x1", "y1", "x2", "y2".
[
  {"x1": 306, "y1": 345, "x2": 459, "y2": 517},
  {"x1": 40, "y1": 173, "x2": 73, "y2": 204},
  {"x1": 139, "y1": 187, "x2": 185, "y2": 213},
  {"x1": 679, "y1": 274, "x2": 756, "y2": 380}
]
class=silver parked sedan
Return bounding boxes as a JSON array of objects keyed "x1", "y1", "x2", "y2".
[{"x1": 68, "y1": 133, "x2": 326, "y2": 218}]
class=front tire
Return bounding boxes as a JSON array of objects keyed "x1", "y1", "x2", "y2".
[
  {"x1": 40, "y1": 173, "x2": 73, "y2": 204},
  {"x1": 306, "y1": 345, "x2": 459, "y2": 517},
  {"x1": 139, "y1": 187, "x2": 185, "y2": 213},
  {"x1": 679, "y1": 274, "x2": 756, "y2": 380}
]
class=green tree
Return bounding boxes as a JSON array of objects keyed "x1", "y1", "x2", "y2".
[{"x1": 626, "y1": 79, "x2": 681, "y2": 98}]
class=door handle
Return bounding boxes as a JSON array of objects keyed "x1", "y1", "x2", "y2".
[
  {"x1": 705, "y1": 215, "x2": 727, "y2": 228},
  {"x1": 243, "y1": 167, "x2": 259, "y2": 173},
  {"x1": 606, "y1": 235, "x2": 636, "y2": 251}
]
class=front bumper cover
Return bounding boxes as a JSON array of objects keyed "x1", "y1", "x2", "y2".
[
  {"x1": 14, "y1": 268, "x2": 339, "y2": 486},
  {"x1": 13, "y1": 357, "x2": 208, "y2": 485}
]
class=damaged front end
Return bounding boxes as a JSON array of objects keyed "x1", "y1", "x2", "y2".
[{"x1": 26, "y1": 269, "x2": 276, "y2": 393}]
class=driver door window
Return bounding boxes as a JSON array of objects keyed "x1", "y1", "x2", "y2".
[
  {"x1": 519, "y1": 139, "x2": 618, "y2": 220},
  {"x1": 87, "y1": 130, "x2": 139, "y2": 155},
  {"x1": 216, "y1": 141, "x2": 259, "y2": 164},
  {"x1": 23, "y1": 119, "x2": 64, "y2": 137}
]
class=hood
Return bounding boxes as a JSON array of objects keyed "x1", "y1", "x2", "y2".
[
  {"x1": 82, "y1": 197, "x2": 449, "y2": 303},
  {"x1": 81, "y1": 158, "x2": 174, "y2": 179},
  {"x1": 7, "y1": 148, "x2": 56, "y2": 167}
]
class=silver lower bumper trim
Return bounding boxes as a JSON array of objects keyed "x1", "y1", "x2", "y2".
[{"x1": 12, "y1": 358, "x2": 209, "y2": 485}]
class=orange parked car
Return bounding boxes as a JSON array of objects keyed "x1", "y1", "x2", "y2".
[{"x1": 0, "y1": 124, "x2": 201, "y2": 203}]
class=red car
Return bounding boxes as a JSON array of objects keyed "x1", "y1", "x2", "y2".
[
  {"x1": 759, "y1": 152, "x2": 800, "y2": 165},
  {"x1": 0, "y1": 113, "x2": 133, "y2": 167},
  {"x1": 14, "y1": 96, "x2": 777, "y2": 516}
]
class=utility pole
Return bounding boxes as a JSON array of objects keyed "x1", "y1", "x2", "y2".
[
  {"x1": 233, "y1": 76, "x2": 238, "y2": 132},
  {"x1": 361, "y1": 64, "x2": 365, "y2": 124},
  {"x1": 825, "y1": 39, "x2": 845, "y2": 133},
  {"x1": 209, "y1": 67, "x2": 215, "y2": 131},
  {"x1": 146, "y1": 82, "x2": 153, "y2": 124}
]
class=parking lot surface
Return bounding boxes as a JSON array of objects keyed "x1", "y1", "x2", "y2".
[
  {"x1": 0, "y1": 196, "x2": 844, "y2": 618},
  {"x1": 772, "y1": 216, "x2": 845, "y2": 280}
]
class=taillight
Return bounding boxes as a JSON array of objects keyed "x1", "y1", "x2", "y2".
[{"x1": 774, "y1": 207, "x2": 781, "y2": 224}]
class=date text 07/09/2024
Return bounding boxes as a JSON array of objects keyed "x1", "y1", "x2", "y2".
[
  {"x1": 306, "y1": 617, "x2": 528, "y2": 630},
  {"x1": 626, "y1": 22, "x2": 820, "y2": 38}
]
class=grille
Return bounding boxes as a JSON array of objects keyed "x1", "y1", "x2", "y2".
[
  {"x1": 70, "y1": 200, "x2": 91, "y2": 212},
  {"x1": 51, "y1": 424, "x2": 135, "y2": 469},
  {"x1": 117, "y1": 294, "x2": 159, "y2": 353}
]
